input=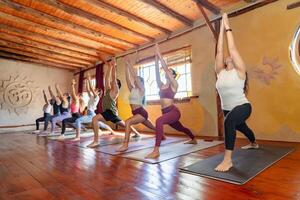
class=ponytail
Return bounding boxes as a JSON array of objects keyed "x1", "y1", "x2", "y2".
[{"x1": 244, "y1": 72, "x2": 249, "y2": 95}]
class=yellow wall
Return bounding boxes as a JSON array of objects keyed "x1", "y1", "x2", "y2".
[
  {"x1": 228, "y1": 0, "x2": 300, "y2": 142},
  {"x1": 116, "y1": 0, "x2": 300, "y2": 142},
  {"x1": 117, "y1": 27, "x2": 218, "y2": 137}
]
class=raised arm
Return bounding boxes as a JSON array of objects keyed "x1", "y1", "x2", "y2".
[
  {"x1": 155, "y1": 54, "x2": 163, "y2": 88},
  {"x1": 125, "y1": 59, "x2": 133, "y2": 91},
  {"x1": 43, "y1": 90, "x2": 48, "y2": 104},
  {"x1": 104, "y1": 62, "x2": 112, "y2": 92},
  {"x1": 223, "y1": 13, "x2": 246, "y2": 74},
  {"x1": 126, "y1": 60, "x2": 144, "y2": 92},
  {"x1": 55, "y1": 83, "x2": 63, "y2": 99},
  {"x1": 86, "y1": 74, "x2": 97, "y2": 97},
  {"x1": 155, "y1": 44, "x2": 178, "y2": 89},
  {"x1": 48, "y1": 86, "x2": 55, "y2": 99},
  {"x1": 71, "y1": 79, "x2": 78, "y2": 103},
  {"x1": 215, "y1": 18, "x2": 225, "y2": 74},
  {"x1": 110, "y1": 58, "x2": 118, "y2": 92},
  {"x1": 85, "y1": 78, "x2": 92, "y2": 98}
]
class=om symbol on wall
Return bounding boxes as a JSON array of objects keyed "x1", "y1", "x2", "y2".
[{"x1": 0, "y1": 75, "x2": 37, "y2": 115}]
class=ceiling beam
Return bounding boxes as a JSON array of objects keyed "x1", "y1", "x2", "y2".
[
  {"x1": 0, "y1": 33, "x2": 95, "y2": 64},
  {"x1": 141, "y1": 0, "x2": 193, "y2": 27},
  {"x1": 0, "y1": 24, "x2": 100, "y2": 58},
  {"x1": 0, "y1": 44, "x2": 84, "y2": 68},
  {"x1": 1, "y1": 0, "x2": 135, "y2": 50},
  {"x1": 0, "y1": 51, "x2": 76, "y2": 70},
  {"x1": 196, "y1": 4, "x2": 217, "y2": 41},
  {"x1": 193, "y1": 0, "x2": 221, "y2": 15},
  {"x1": 89, "y1": 0, "x2": 171, "y2": 34},
  {"x1": 287, "y1": 1, "x2": 300, "y2": 10},
  {"x1": 0, "y1": 11, "x2": 117, "y2": 54},
  {"x1": 42, "y1": 0, "x2": 153, "y2": 42}
]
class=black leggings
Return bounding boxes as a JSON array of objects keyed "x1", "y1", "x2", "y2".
[
  {"x1": 223, "y1": 103, "x2": 256, "y2": 150},
  {"x1": 61, "y1": 113, "x2": 81, "y2": 135},
  {"x1": 36, "y1": 113, "x2": 51, "y2": 131}
]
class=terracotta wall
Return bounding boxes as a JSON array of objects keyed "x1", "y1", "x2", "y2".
[{"x1": 228, "y1": 0, "x2": 300, "y2": 142}]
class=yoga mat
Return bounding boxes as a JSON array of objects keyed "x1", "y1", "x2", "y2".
[
  {"x1": 77, "y1": 134, "x2": 154, "y2": 148},
  {"x1": 95, "y1": 136, "x2": 186, "y2": 155},
  {"x1": 123, "y1": 140, "x2": 223, "y2": 164},
  {"x1": 179, "y1": 145, "x2": 294, "y2": 185},
  {"x1": 47, "y1": 131, "x2": 95, "y2": 140}
]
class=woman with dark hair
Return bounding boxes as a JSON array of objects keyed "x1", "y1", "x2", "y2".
[
  {"x1": 50, "y1": 84, "x2": 71, "y2": 135},
  {"x1": 57, "y1": 79, "x2": 85, "y2": 139},
  {"x1": 87, "y1": 58, "x2": 140, "y2": 148},
  {"x1": 117, "y1": 59, "x2": 156, "y2": 152},
  {"x1": 145, "y1": 44, "x2": 197, "y2": 159},
  {"x1": 215, "y1": 13, "x2": 258, "y2": 172}
]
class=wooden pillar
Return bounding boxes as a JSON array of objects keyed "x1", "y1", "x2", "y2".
[{"x1": 214, "y1": 20, "x2": 224, "y2": 138}]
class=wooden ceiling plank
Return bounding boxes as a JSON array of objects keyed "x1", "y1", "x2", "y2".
[
  {"x1": 0, "y1": 44, "x2": 84, "y2": 68},
  {"x1": 287, "y1": 1, "x2": 300, "y2": 10},
  {"x1": 0, "y1": 28, "x2": 97, "y2": 62},
  {"x1": 0, "y1": 32, "x2": 96, "y2": 64},
  {"x1": 0, "y1": 11, "x2": 117, "y2": 54},
  {"x1": 88, "y1": 0, "x2": 171, "y2": 34},
  {"x1": 141, "y1": 0, "x2": 193, "y2": 27},
  {"x1": 193, "y1": 0, "x2": 220, "y2": 15},
  {"x1": 0, "y1": 38, "x2": 91, "y2": 66},
  {"x1": 0, "y1": 51, "x2": 76, "y2": 70},
  {"x1": 0, "y1": 24, "x2": 100, "y2": 57},
  {"x1": 2, "y1": 0, "x2": 136, "y2": 49},
  {"x1": 41, "y1": 0, "x2": 153, "y2": 41}
]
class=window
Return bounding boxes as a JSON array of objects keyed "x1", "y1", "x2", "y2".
[
  {"x1": 290, "y1": 25, "x2": 300, "y2": 75},
  {"x1": 137, "y1": 46, "x2": 192, "y2": 101}
]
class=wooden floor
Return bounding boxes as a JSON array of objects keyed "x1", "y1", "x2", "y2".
[{"x1": 1, "y1": 132, "x2": 300, "y2": 200}]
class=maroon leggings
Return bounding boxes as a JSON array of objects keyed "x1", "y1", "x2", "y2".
[{"x1": 155, "y1": 105, "x2": 195, "y2": 146}]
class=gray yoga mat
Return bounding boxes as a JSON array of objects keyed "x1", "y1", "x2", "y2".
[
  {"x1": 179, "y1": 145, "x2": 294, "y2": 185},
  {"x1": 47, "y1": 131, "x2": 95, "y2": 140},
  {"x1": 77, "y1": 133, "x2": 154, "y2": 148},
  {"x1": 95, "y1": 136, "x2": 186, "y2": 155},
  {"x1": 123, "y1": 140, "x2": 223, "y2": 164}
]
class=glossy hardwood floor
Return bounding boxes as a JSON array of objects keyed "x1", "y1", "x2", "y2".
[{"x1": 0, "y1": 131, "x2": 300, "y2": 200}]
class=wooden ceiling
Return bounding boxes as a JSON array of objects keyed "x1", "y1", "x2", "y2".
[{"x1": 0, "y1": 0, "x2": 245, "y2": 70}]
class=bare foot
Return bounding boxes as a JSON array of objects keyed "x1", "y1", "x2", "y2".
[
  {"x1": 109, "y1": 131, "x2": 115, "y2": 135},
  {"x1": 145, "y1": 149, "x2": 160, "y2": 159},
  {"x1": 117, "y1": 143, "x2": 129, "y2": 152},
  {"x1": 184, "y1": 138, "x2": 198, "y2": 144},
  {"x1": 131, "y1": 133, "x2": 141, "y2": 138},
  {"x1": 87, "y1": 141, "x2": 99, "y2": 148},
  {"x1": 241, "y1": 142, "x2": 259, "y2": 149},
  {"x1": 71, "y1": 137, "x2": 80, "y2": 142},
  {"x1": 215, "y1": 160, "x2": 233, "y2": 172},
  {"x1": 56, "y1": 134, "x2": 65, "y2": 140}
]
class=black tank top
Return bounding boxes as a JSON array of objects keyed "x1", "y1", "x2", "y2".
[{"x1": 53, "y1": 103, "x2": 60, "y2": 115}]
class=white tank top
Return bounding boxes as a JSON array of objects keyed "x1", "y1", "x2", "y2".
[
  {"x1": 43, "y1": 103, "x2": 52, "y2": 114},
  {"x1": 216, "y1": 68, "x2": 249, "y2": 111},
  {"x1": 129, "y1": 88, "x2": 144, "y2": 106}
]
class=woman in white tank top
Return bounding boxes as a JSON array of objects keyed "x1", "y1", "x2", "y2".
[
  {"x1": 215, "y1": 13, "x2": 258, "y2": 172},
  {"x1": 117, "y1": 58, "x2": 156, "y2": 152}
]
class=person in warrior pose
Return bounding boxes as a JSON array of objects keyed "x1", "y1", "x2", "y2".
[
  {"x1": 117, "y1": 59, "x2": 156, "y2": 152},
  {"x1": 215, "y1": 13, "x2": 258, "y2": 172},
  {"x1": 87, "y1": 58, "x2": 140, "y2": 148},
  {"x1": 145, "y1": 44, "x2": 197, "y2": 159}
]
